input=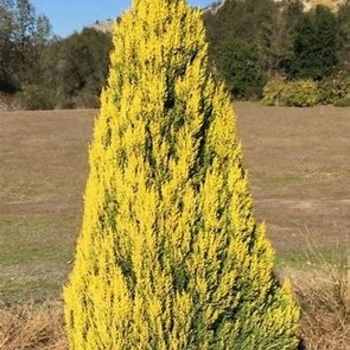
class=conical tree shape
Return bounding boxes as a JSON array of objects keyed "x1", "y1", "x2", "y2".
[{"x1": 64, "y1": 0, "x2": 300, "y2": 349}]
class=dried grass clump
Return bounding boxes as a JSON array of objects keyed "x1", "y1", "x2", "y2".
[
  {"x1": 282, "y1": 238, "x2": 350, "y2": 350},
  {"x1": 0, "y1": 301, "x2": 67, "y2": 350},
  {"x1": 0, "y1": 93, "x2": 26, "y2": 112},
  {"x1": 299, "y1": 261, "x2": 349, "y2": 349},
  {"x1": 0, "y1": 247, "x2": 348, "y2": 350}
]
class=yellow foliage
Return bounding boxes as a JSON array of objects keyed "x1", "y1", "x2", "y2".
[
  {"x1": 64, "y1": 0, "x2": 300, "y2": 349},
  {"x1": 305, "y1": 0, "x2": 341, "y2": 12}
]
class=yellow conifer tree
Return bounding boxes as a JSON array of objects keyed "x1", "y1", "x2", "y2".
[{"x1": 64, "y1": 0, "x2": 300, "y2": 348}]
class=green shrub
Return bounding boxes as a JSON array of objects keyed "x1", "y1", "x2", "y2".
[
  {"x1": 261, "y1": 78, "x2": 287, "y2": 106},
  {"x1": 72, "y1": 89, "x2": 100, "y2": 109},
  {"x1": 244, "y1": 85, "x2": 264, "y2": 101},
  {"x1": 283, "y1": 79, "x2": 320, "y2": 107},
  {"x1": 318, "y1": 73, "x2": 350, "y2": 104},
  {"x1": 20, "y1": 84, "x2": 56, "y2": 110},
  {"x1": 64, "y1": 0, "x2": 300, "y2": 349},
  {"x1": 262, "y1": 78, "x2": 320, "y2": 107},
  {"x1": 333, "y1": 97, "x2": 350, "y2": 107},
  {"x1": 214, "y1": 40, "x2": 266, "y2": 100}
]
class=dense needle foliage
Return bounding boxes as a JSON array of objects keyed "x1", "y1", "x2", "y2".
[{"x1": 64, "y1": 0, "x2": 300, "y2": 349}]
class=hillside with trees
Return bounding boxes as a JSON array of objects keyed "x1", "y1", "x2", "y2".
[
  {"x1": 0, "y1": 0, "x2": 51, "y2": 94},
  {"x1": 0, "y1": 0, "x2": 112, "y2": 110},
  {"x1": 0, "y1": 0, "x2": 349, "y2": 109},
  {"x1": 204, "y1": 0, "x2": 350, "y2": 105}
]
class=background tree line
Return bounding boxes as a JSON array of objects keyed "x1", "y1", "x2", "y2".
[
  {"x1": 0, "y1": 0, "x2": 349, "y2": 110},
  {"x1": 204, "y1": 0, "x2": 350, "y2": 103},
  {"x1": 0, "y1": 0, "x2": 112, "y2": 110}
]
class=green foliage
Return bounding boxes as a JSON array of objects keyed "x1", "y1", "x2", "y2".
[
  {"x1": 261, "y1": 78, "x2": 288, "y2": 106},
  {"x1": 28, "y1": 27, "x2": 112, "y2": 109},
  {"x1": 333, "y1": 97, "x2": 350, "y2": 107},
  {"x1": 290, "y1": 4, "x2": 338, "y2": 80},
  {"x1": 215, "y1": 40, "x2": 265, "y2": 100},
  {"x1": 64, "y1": 0, "x2": 300, "y2": 349},
  {"x1": 52, "y1": 28, "x2": 112, "y2": 109},
  {"x1": 0, "y1": 0, "x2": 52, "y2": 92},
  {"x1": 262, "y1": 78, "x2": 320, "y2": 106},
  {"x1": 0, "y1": 1, "x2": 111, "y2": 109},
  {"x1": 337, "y1": 0, "x2": 350, "y2": 74},
  {"x1": 0, "y1": 0, "x2": 349, "y2": 108},
  {"x1": 204, "y1": 0, "x2": 350, "y2": 103},
  {"x1": 20, "y1": 84, "x2": 55, "y2": 110},
  {"x1": 204, "y1": 0, "x2": 283, "y2": 96},
  {"x1": 283, "y1": 79, "x2": 320, "y2": 106},
  {"x1": 318, "y1": 72, "x2": 350, "y2": 104}
]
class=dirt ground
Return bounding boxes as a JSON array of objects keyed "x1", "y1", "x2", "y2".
[{"x1": 0, "y1": 104, "x2": 349, "y2": 303}]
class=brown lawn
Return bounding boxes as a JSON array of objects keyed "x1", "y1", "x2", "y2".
[{"x1": 0, "y1": 104, "x2": 349, "y2": 303}]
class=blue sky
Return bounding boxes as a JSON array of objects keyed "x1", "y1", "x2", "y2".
[{"x1": 31, "y1": 0, "x2": 212, "y2": 38}]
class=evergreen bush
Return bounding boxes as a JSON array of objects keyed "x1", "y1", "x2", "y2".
[
  {"x1": 214, "y1": 40, "x2": 265, "y2": 100},
  {"x1": 262, "y1": 78, "x2": 320, "y2": 106},
  {"x1": 318, "y1": 73, "x2": 350, "y2": 105},
  {"x1": 261, "y1": 78, "x2": 288, "y2": 106},
  {"x1": 64, "y1": 0, "x2": 300, "y2": 349},
  {"x1": 283, "y1": 80, "x2": 320, "y2": 107},
  {"x1": 333, "y1": 97, "x2": 350, "y2": 107},
  {"x1": 20, "y1": 84, "x2": 56, "y2": 110}
]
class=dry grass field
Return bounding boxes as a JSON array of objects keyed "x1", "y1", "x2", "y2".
[
  {"x1": 236, "y1": 103, "x2": 350, "y2": 261},
  {"x1": 0, "y1": 103, "x2": 349, "y2": 349},
  {"x1": 0, "y1": 109, "x2": 95, "y2": 304}
]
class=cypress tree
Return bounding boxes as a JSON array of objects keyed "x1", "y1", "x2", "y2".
[{"x1": 64, "y1": 0, "x2": 300, "y2": 349}]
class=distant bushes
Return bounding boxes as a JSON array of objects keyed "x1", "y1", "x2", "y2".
[
  {"x1": 213, "y1": 40, "x2": 266, "y2": 101},
  {"x1": 284, "y1": 80, "x2": 320, "y2": 107},
  {"x1": 20, "y1": 85, "x2": 56, "y2": 110},
  {"x1": 261, "y1": 78, "x2": 287, "y2": 106},
  {"x1": 262, "y1": 78, "x2": 320, "y2": 107},
  {"x1": 0, "y1": 93, "x2": 25, "y2": 112},
  {"x1": 2, "y1": 0, "x2": 349, "y2": 110},
  {"x1": 262, "y1": 75, "x2": 350, "y2": 107},
  {"x1": 0, "y1": 20, "x2": 112, "y2": 111},
  {"x1": 317, "y1": 73, "x2": 350, "y2": 105},
  {"x1": 333, "y1": 97, "x2": 350, "y2": 107},
  {"x1": 204, "y1": 0, "x2": 350, "y2": 108}
]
